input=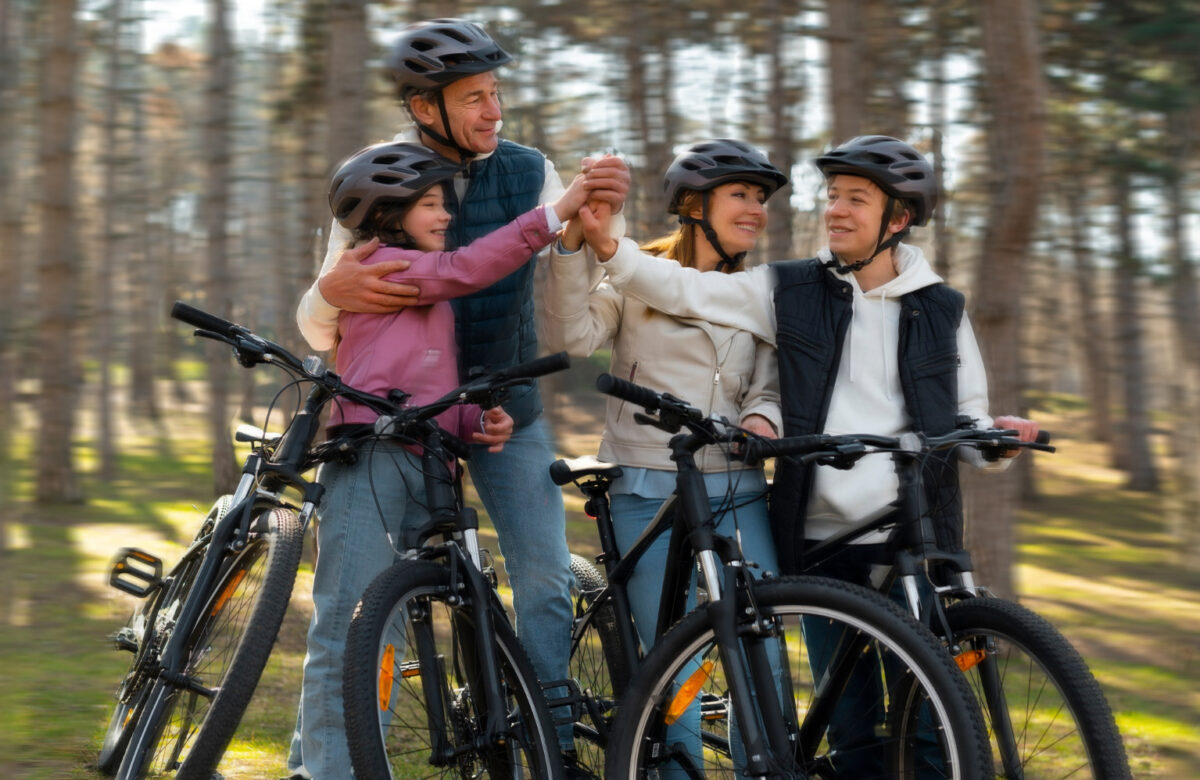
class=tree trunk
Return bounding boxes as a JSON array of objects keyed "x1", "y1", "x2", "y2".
[
  {"x1": 35, "y1": 0, "x2": 83, "y2": 503},
  {"x1": 204, "y1": 0, "x2": 238, "y2": 495},
  {"x1": 826, "y1": 0, "x2": 865, "y2": 143},
  {"x1": 1062, "y1": 187, "x2": 1113, "y2": 443},
  {"x1": 1111, "y1": 166, "x2": 1158, "y2": 492},
  {"x1": 325, "y1": 0, "x2": 367, "y2": 169},
  {"x1": 765, "y1": 0, "x2": 796, "y2": 264},
  {"x1": 964, "y1": 0, "x2": 1046, "y2": 598}
]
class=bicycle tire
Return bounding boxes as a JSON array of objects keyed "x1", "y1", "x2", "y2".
[
  {"x1": 607, "y1": 576, "x2": 992, "y2": 779},
  {"x1": 945, "y1": 597, "x2": 1131, "y2": 779},
  {"x1": 343, "y1": 560, "x2": 563, "y2": 779},
  {"x1": 116, "y1": 506, "x2": 302, "y2": 779},
  {"x1": 98, "y1": 495, "x2": 234, "y2": 775},
  {"x1": 567, "y1": 553, "x2": 633, "y2": 775}
]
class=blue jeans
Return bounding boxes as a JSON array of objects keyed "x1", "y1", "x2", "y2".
[
  {"x1": 463, "y1": 417, "x2": 575, "y2": 750},
  {"x1": 612, "y1": 489, "x2": 778, "y2": 778},
  {"x1": 288, "y1": 439, "x2": 430, "y2": 778}
]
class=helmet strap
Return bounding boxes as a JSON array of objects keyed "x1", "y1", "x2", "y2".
[
  {"x1": 680, "y1": 193, "x2": 746, "y2": 272},
  {"x1": 415, "y1": 91, "x2": 479, "y2": 166}
]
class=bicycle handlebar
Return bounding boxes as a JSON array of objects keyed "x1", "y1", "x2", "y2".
[
  {"x1": 595, "y1": 372, "x2": 663, "y2": 412},
  {"x1": 171, "y1": 301, "x2": 244, "y2": 340},
  {"x1": 741, "y1": 427, "x2": 1053, "y2": 467}
]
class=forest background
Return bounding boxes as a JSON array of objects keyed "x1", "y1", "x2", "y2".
[{"x1": 1, "y1": 0, "x2": 1198, "y2": 776}]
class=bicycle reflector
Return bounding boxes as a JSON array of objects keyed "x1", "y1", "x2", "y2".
[
  {"x1": 379, "y1": 644, "x2": 395, "y2": 711},
  {"x1": 664, "y1": 660, "x2": 715, "y2": 725},
  {"x1": 955, "y1": 648, "x2": 987, "y2": 672}
]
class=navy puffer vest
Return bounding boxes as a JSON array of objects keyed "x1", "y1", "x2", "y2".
[
  {"x1": 770, "y1": 258, "x2": 966, "y2": 573},
  {"x1": 448, "y1": 140, "x2": 546, "y2": 428}
]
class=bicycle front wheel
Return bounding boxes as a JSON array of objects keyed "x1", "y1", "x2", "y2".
[
  {"x1": 343, "y1": 560, "x2": 562, "y2": 780},
  {"x1": 607, "y1": 576, "x2": 991, "y2": 780},
  {"x1": 117, "y1": 506, "x2": 302, "y2": 779},
  {"x1": 945, "y1": 597, "x2": 1130, "y2": 779}
]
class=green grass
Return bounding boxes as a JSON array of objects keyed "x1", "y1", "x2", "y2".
[{"x1": 1, "y1": 397, "x2": 1197, "y2": 777}]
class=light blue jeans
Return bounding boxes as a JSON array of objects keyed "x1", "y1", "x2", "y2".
[
  {"x1": 288, "y1": 439, "x2": 431, "y2": 778},
  {"x1": 611, "y1": 488, "x2": 778, "y2": 777},
  {"x1": 465, "y1": 416, "x2": 575, "y2": 750}
]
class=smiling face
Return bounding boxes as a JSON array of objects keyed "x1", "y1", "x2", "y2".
[
  {"x1": 823, "y1": 173, "x2": 909, "y2": 261},
  {"x1": 687, "y1": 181, "x2": 768, "y2": 270},
  {"x1": 410, "y1": 71, "x2": 503, "y2": 158},
  {"x1": 401, "y1": 185, "x2": 452, "y2": 252}
]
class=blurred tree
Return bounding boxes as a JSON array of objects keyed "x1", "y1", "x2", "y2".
[
  {"x1": 0, "y1": 0, "x2": 24, "y2": 470},
  {"x1": 326, "y1": 0, "x2": 368, "y2": 167},
  {"x1": 203, "y1": 0, "x2": 238, "y2": 494},
  {"x1": 35, "y1": 0, "x2": 83, "y2": 502},
  {"x1": 963, "y1": 0, "x2": 1046, "y2": 597}
]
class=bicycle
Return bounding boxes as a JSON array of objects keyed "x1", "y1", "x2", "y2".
[
  {"x1": 740, "y1": 425, "x2": 1131, "y2": 779},
  {"x1": 554, "y1": 374, "x2": 993, "y2": 779},
  {"x1": 336, "y1": 356, "x2": 578, "y2": 779},
  {"x1": 100, "y1": 301, "x2": 565, "y2": 779}
]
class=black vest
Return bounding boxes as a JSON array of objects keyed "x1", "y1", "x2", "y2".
[
  {"x1": 447, "y1": 140, "x2": 546, "y2": 428},
  {"x1": 770, "y1": 258, "x2": 966, "y2": 573}
]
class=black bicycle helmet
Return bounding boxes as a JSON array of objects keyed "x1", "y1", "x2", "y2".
[
  {"x1": 328, "y1": 142, "x2": 462, "y2": 231},
  {"x1": 385, "y1": 18, "x2": 513, "y2": 97},
  {"x1": 664, "y1": 139, "x2": 789, "y2": 215},
  {"x1": 813, "y1": 135, "x2": 937, "y2": 226}
]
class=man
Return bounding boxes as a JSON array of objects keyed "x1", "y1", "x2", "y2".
[{"x1": 290, "y1": 18, "x2": 628, "y2": 779}]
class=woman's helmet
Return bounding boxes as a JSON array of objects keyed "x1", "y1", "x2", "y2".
[
  {"x1": 664, "y1": 139, "x2": 789, "y2": 215},
  {"x1": 813, "y1": 135, "x2": 937, "y2": 226},
  {"x1": 328, "y1": 142, "x2": 462, "y2": 231},
  {"x1": 385, "y1": 18, "x2": 513, "y2": 98}
]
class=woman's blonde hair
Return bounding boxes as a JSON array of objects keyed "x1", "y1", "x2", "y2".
[{"x1": 639, "y1": 190, "x2": 738, "y2": 274}]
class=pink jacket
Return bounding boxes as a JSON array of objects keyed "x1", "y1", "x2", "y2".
[{"x1": 332, "y1": 206, "x2": 555, "y2": 439}]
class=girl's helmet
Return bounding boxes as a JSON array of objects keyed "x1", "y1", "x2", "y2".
[
  {"x1": 385, "y1": 18, "x2": 513, "y2": 98},
  {"x1": 328, "y1": 142, "x2": 461, "y2": 231},
  {"x1": 664, "y1": 139, "x2": 789, "y2": 214},
  {"x1": 813, "y1": 135, "x2": 937, "y2": 226}
]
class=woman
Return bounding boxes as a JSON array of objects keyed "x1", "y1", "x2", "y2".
[{"x1": 544, "y1": 139, "x2": 787, "y2": 776}]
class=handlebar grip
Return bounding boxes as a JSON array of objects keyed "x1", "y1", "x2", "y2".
[
  {"x1": 742, "y1": 434, "x2": 828, "y2": 465},
  {"x1": 171, "y1": 301, "x2": 240, "y2": 338},
  {"x1": 496, "y1": 351, "x2": 571, "y2": 381},
  {"x1": 595, "y1": 373, "x2": 661, "y2": 412},
  {"x1": 1035, "y1": 430, "x2": 1051, "y2": 445}
]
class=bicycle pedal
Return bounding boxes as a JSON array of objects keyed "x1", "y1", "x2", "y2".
[
  {"x1": 109, "y1": 548, "x2": 163, "y2": 598},
  {"x1": 112, "y1": 625, "x2": 139, "y2": 653}
]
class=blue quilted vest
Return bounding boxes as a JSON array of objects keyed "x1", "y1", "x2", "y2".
[
  {"x1": 770, "y1": 258, "x2": 966, "y2": 572},
  {"x1": 447, "y1": 140, "x2": 546, "y2": 428}
]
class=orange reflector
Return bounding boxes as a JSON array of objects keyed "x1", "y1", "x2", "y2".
[
  {"x1": 212, "y1": 569, "x2": 247, "y2": 616},
  {"x1": 664, "y1": 660, "x2": 714, "y2": 725},
  {"x1": 379, "y1": 645, "x2": 395, "y2": 711},
  {"x1": 956, "y1": 648, "x2": 987, "y2": 672}
]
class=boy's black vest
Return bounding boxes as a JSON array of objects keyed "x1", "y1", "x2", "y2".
[
  {"x1": 447, "y1": 140, "x2": 546, "y2": 428},
  {"x1": 770, "y1": 258, "x2": 966, "y2": 574}
]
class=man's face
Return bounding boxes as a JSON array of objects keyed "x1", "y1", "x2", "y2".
[{"x1": 411, "y1": 71, "x2": 503, "y2": 158}]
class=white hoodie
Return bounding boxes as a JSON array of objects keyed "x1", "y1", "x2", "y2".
[{"x1": 602, "y1": 239, "x2": 999, "y2": 542}]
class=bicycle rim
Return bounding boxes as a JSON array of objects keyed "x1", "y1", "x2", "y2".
[
  {"x1": 568, "y1": 554, "x2": 631, "y2": 776},
  {"x1": 608, "y1": 576, "x2": 991, "y2": 779},
  {"x1": 945, "y1": 598, "x2": 1130, "y2": 779},
  {"x1": 119, "y1": 507, "x2": 301, "y2": 778},
  {"x1": 344, "y1": 561, "x2": 561, "y2": 779}
]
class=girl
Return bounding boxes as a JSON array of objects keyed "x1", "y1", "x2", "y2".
[{"x1": 290, "y1": 140, "x2": 588, "y2": 778}]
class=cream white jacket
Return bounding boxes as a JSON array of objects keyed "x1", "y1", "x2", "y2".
[
  {"x1": 601, "y1": 239, "x2": 1003, "y2": 539},
  {"x1": 543, "y1": 246, "x2": 781, "y2": 473}
]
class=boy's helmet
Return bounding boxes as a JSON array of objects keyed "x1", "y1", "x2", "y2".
[
  {"x1": 813, "y1": 135, "x2": 937, "y2": 226},
  {"x1": 385, "y1": 18, "x2": 513, "y2": 97},
  {"x1": 328, "y1": 142, "x2": 461, "y2": 230},
  {"x1": 664, "y1": 139, "x2": 789, "y2": 214}
]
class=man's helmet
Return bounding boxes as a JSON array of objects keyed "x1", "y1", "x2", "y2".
[
  {"x1": 813, "y1": 135, "x2": 937, "y2": 226},
  {"x1": 385, "y1": 18, "x2": 513, "y2": 97},
  {"x1": 328, "y1": 142, "x2": 461, "y2": 231},
  {"x1": 664, "y1": 139, "x2": 789, "y2": 214}
]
